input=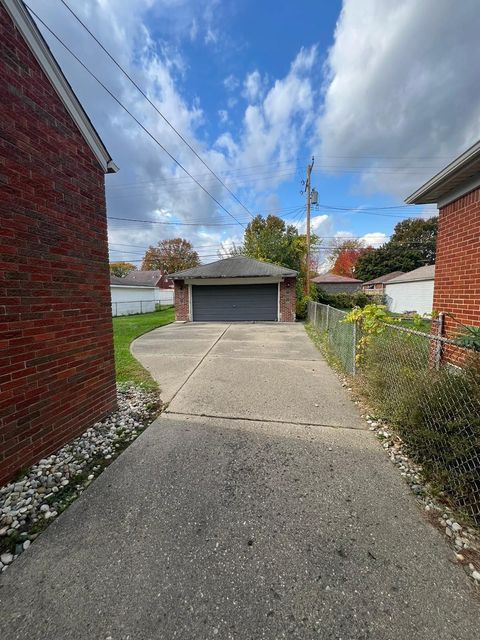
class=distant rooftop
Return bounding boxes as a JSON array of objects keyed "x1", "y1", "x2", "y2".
[
  {"x1": 387, "y1": 265, "x2": 435, "y2": 284},
  {"x1": 168, "y1": 256, "x2": 297, "y2": 279},
  {"x1": 122, "y1": 270, "x2": 168, "y2": 286},
  {"x1": 362, "y1": 271, "x2": 405, "y2": 286},
  {"x1": 110, "y1": 275, "x2": 153, "y2": 287},
  {"x1": 311, "y1": 273, "x2": 363, "y2": 284}
]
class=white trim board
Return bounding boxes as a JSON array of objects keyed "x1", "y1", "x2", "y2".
[
  {"x1": 2, "y1": 0, "x2": 117, "y2": 174},
  {"x1": 185, "y1": 277, "x2": 283, "y2": 285}
]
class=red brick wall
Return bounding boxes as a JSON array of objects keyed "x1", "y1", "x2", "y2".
[
  {"x1": 174, "y1": 280, "x2": 189, "y2": 321},
  {"x1": 279, "y1": 277, "x2": 296, "y2": 322},
  {"x1": 0, "y1": 6, "x2": 117, "y2": 484},
  {"x1": 434, "y1": 187, "x2": 480, "y2": 339}
]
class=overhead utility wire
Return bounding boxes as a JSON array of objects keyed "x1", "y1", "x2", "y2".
[
  {"x1": 26, "y1": 6, "x2": 246, "y2": 229},
  {"x1": 58, "y1": 0, "x2": 256, "y2": 221},
  {"x1": 107, "y1": 216, "x2": 244, "y2": 226}
]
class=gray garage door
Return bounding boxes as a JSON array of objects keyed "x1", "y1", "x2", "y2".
[{"x1": 192, "y1": 284, "x2": 278, "y2": 321}]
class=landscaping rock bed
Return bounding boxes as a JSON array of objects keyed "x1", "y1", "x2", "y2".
[
  {"x1": 359, "y1": 404, "x2": 480, "y2": 589},
  {"x1": 0, "y1": 384, "x2": 160, "y2": 572}
]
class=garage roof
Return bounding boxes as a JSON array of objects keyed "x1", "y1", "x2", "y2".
[
  {"x1": 386, "y1": 265, "x2": 435, "y2": 284},
  {"x1": 311, "y1": 273, "x2": 362, "y2": 284},
  {"x1": 169, "y1": 256, "x2": 297, "y2": 279}
]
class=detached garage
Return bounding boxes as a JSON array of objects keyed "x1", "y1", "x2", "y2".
[
  {"x1": 170, "y1": 256, "x2": 297, "y2": 322},
  {"x1": 385, "y1": 265, "x2": 435, "y2": 315}
]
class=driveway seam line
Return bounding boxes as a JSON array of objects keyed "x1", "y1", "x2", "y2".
[
  {"x1": 165, "y1": 325, "x2": 231, "y2": 406},
  {"x1": 163, "y1": 409, "x2": 368, "y2": 432}
]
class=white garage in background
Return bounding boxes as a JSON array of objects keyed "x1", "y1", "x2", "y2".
[
  {"x1": 385, "y1": 265, "x2": 435, "y2": 316},
  {"x1": 110, "y1": 276, "x2": 156, "y2": 316}
]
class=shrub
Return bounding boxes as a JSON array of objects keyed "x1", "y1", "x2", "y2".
[
  {"x1": 296, "y1": 295, "x2": 312, "y2": 320},
  {"x1": 314, "y1": 288, "x2": 382, "y2": 310},
  {"x1": 360, "y1": 327, "x2": 480, "y2": 521}
]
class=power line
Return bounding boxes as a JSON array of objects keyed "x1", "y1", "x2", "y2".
[
  {"x1": 107, "y1": 216, "x2": 245, "y2": 226},
  {"x1": 58, "y1": 0, "x2": 257, "y2": 221},
  {"x1": 26, "y1": 5, "x2": 246, "y2": 229}
]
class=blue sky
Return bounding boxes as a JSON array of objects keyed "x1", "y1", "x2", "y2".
[{"x1": 33, "y1": 0, "x2": 480, "y2": 268}]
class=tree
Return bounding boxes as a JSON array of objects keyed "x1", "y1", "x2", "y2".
[
  {"x1": 328, "y1": 239, "x2": 371, "y2": 277},
  {"x1": 141, "y1": 238, "x2": 200, "y2": 273},
  {"x1": 231, "y1": 214, "x2": 318, "y2": 276},
  {"x1": 354, "y1": 217, "x2": 438, "y2": 281},
  {"x1": 109, "y1": 262, "x2": 137, "y2": 278},
  {"x1": 230, "y1": 214, "x2": 319, "y2": 304}
]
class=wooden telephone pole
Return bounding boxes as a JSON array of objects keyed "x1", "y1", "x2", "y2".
[{"x1": 305, "y1": 156, "x2": 314, "y2": 294}]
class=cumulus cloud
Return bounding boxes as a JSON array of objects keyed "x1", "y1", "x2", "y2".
[
  {"x1": 32, "y1": 1, "x2": 320, "y2": 261},
  {"x1": 317, "y1": 0, "x2": 480, "y2": 198},
  {"x1": 242, "y1": 70, "x2": 267, "y2": 102}
]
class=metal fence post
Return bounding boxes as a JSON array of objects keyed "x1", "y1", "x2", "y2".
[
  {"x1": 352, "y1": 320, "x2": 357, "y2": 376},
  {"x1": 140, "y1": 300, "x2": 143, "y2": 314},
  {"x1": 326, "y1": 304, "x2": 330, "y2": 331},
  {"x1": 434, "y1": 312, "x2": 445, "y2": 370}
]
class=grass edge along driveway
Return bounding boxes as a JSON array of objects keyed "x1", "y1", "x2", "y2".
[{"x1": 112, "y1": 306, "x2": 175, "y2": 389}]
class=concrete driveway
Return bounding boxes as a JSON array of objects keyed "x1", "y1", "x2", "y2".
[
  {"x1": 0, "y1": 323, "x2": 478, "y2": 640},
  {"x1": 132, "y1": 322, "x2": 364, "y2": 427}
]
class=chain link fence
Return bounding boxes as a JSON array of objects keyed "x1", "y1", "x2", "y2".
[
  {"x1": 111, "y1": 300, "x2": 172, "y2": 316},
  {"x1": 308, "y1": 301, "x2": 356, "y2": 374},
  {"x1": 307, "y1": 301, "x2": 480, "y2": 525}
]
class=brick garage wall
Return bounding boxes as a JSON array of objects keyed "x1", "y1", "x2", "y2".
[
  {"x1": 279, "y1": 277, "x2": 296, "y2": 322},
  {"x1": 174, "y1": 280, "x2": 189, "y2": 321},
  {"x1": 0, "y1": 6, "x2": 117, "y2": 485},
  {"x1": 434, "y1": 187, "x2": 480, "y2": 340}
]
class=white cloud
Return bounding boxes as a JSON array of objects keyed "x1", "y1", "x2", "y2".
[
  {"x1": 242, "y1": 70, "x2": 267, "y2": 102},
  {"x1": 32, "y1": 3, "x2": 320, "y2": 258},
  {"x1": 317, "y1": 0, "x2": 480, "y2": 198},
  {"x1": 361, "y1": 232, "x2": 388, "y2": 247},
  {"x1": 224, "y1": 74, "x2": 239, "y2": 91}
]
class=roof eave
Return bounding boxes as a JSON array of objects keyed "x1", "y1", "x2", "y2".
[
  {"x1": 405, "y1": 140, "x2": 480, "y2": 205},
  {"x1": 4, "y1": 0, "x2": 117, "y2": 175}
]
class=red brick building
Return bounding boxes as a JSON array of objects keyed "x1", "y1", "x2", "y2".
[
  {"x1": 0, "y1": 0, "x2": 118, "y2": 484},
  {"x1": 169, "y1": 257, "x2": 297, "y2": 322},
  {"x1": 406, "y1": 141, "x2": 480, "y2": 341}
]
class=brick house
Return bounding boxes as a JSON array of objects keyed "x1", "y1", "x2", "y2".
[
  {"x1": 406, "y1": 140, "x2": 480, "y2": 341},
  {"x1": 361, "y1": 271, "x2": 404, "y2": 295},
  {"x1": 0, "y1": 0, "x2": 118, "y2": 484},
  {"x1": 169, "y1": 256, "x2": 297, "y2": 322}
]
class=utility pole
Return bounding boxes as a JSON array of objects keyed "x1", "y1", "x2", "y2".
[{"x1": 305, "y1": 156, "x2": 314, "y2": 294}]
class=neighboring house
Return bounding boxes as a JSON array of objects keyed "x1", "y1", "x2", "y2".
[
  {"x1": 362, "y1": 271, "x2": 404, "y2": 294},
  {"x1": 110, "y1": 276, "x2": 156, "y2": 316},
  {"x1": 120, "y1": 270, "x2": 174, "y2": 305},
  {"x1": 385, "y1": 265, "x2": 435, "y2": 315},
  {"x1": 169, "y1": 256, "x2": 297, "y2": 322},
  {"x1": 311, "y1": 273, "x2": 363, "y2": 294},
  {"x1": 0, "y1": 0, "x2": 117, "y2": 484},
  {"x1": 406, "y1": 140, "x2": 480, "y2": 340}
]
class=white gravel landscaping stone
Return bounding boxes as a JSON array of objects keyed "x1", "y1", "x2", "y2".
[
  {"x1": 1, "y1": 553, "x2": 13, "y2": 565},
  {"x1": 0, "y1": 385, "x2": 159, "y2": 571}
]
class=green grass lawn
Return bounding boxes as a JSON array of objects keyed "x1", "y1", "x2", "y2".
[{"x1": 112, "y1": 306, "x2": 175, "y2": 389}]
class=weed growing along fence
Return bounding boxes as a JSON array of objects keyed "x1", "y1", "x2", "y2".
[{"x1": 307, "y1": 301, "x2": 480, "y2": 525}]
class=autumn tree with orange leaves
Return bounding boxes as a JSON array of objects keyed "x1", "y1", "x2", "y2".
[
  {"x1": 329, "y1": 239, "x2": 372, "y2": 278},
  {"x1": 141, "y1": 238, "x2": 200, "y2": 274}
]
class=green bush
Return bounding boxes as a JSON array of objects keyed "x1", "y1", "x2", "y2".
[
  {"x1": 360, "y1": 329, "x2": 480, "y2": 521},
  {"x1": 315, "y1": 287, "x2": 382, "y2": 310},
  {"x1": 296, "y1": 295, "x2": 312, "y2": 320}
]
